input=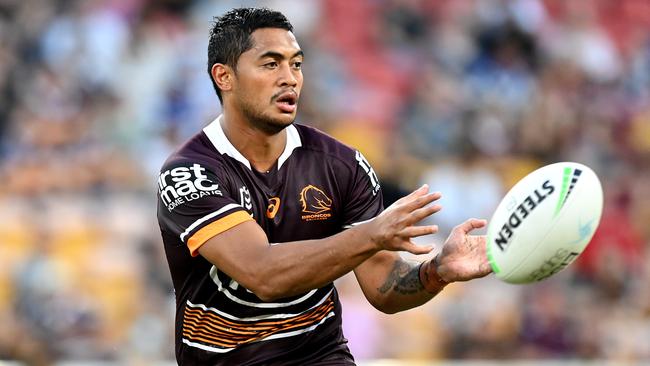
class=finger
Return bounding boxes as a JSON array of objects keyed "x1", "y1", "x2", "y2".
[
  {"x1": 399, "y1": 225, "x2": 439, "y2": 238},
  {"x1": 453, "y1": 218, "x2": 487, "y2": 235},
  {"x1": 400, "y1": 241, "x2": 433, "y2": 255},
  {"x1": 408, "y1": 204, "x2": 442, "y2": 224},
  {"x1": 413, "y1": 184, "x2": 429, "y2": 195},
  {"x1": 394, "y1": 184, "x2": 429, "y2": 205},
  {"x1": 403, "y1": 191, "x2": 442, "y2": 211}
]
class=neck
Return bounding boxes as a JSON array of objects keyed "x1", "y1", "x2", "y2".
[{"x1": 220, "y1": 110, "x2": 287, "y2": 173}]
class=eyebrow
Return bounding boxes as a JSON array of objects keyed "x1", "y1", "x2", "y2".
[{"x1": 258, "y1": 50, "x2": 304, "y2": 60}]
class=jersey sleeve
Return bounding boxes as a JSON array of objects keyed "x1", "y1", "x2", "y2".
[
  {"x1": 341, "y1": 150, "x2": 384, "y2": 228},
  {"x1": 156, "y1": 162, "x2": 253, "y2": 256}
]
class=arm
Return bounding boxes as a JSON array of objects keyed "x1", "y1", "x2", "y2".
[
  {"x1": 354, "y1": 218, "x2": 492, "y2": 314},
  {"x1": 198, "y1": 185, "x2": 441, "y2": 301}
]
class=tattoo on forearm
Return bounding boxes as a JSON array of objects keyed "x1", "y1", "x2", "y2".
[{"x1": 378, "y1": 260, "x2": 424, "y2": 295}]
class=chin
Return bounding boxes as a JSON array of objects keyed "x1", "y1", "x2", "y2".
[
  {"x1": 253, "y1": 112, "x2": 296, "y2": 135},
  {"x1": 274, "y1": 112, "x2": 296, "y2": 125},
  {"x1": 267, "y1": 115, "x2": 295, "y2": 134}
]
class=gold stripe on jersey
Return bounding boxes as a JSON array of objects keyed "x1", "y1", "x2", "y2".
[
  {"x1": 187, "y1": 210, "x2": 253, "y2": 256},
  {"x1": 182, "y1": 294, "x2": 335, "y2": 350}
]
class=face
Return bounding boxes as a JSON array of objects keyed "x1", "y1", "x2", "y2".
[{"x1": 230, "y1": 28, "x2": 303, "y2": 134}]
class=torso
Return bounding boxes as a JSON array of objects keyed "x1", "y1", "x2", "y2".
[{"x1": 157, "y1": 117, "x2": 382, "y2": 365}]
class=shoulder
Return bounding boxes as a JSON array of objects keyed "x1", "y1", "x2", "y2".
[
  {"x1": 294, "y1": 123, "x2": 359, "y2": 167},
  {"x1": 161, "y1": 131, "x2": 226, "y2": 172},
  {"x1": 157, "y1": 131, "x2": 236, "y2": 195},
  {"x1": 157, "y1": 132, "x2": 233, "y2": 205},
  {"x1": 294, "y1": 124, "x2": 381, "y2": 196}
]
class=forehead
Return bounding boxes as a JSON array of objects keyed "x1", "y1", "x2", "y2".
[{"x1": 247, "y1": 28, "x2": 301, "y2": 57}]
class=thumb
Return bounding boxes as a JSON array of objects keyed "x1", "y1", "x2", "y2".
[
  {"x1": 454, "y1": 218, "x2": 487, "y2": 235},
  {"x1": 402, "y1": 241, "x2": 433, "y2": 255}
]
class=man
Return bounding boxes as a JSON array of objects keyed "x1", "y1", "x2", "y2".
[{"x1": 157, "y1": 7, "x2": 491, "y2": 365}]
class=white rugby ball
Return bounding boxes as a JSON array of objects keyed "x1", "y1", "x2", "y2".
[{"x1": 486, "y1": 162, "x2": 603, "y2": 284}]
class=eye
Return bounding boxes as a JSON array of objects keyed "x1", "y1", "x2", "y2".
[
  {"x1": 292, "y1": 61, "x2": 302, "y2": 70},
  {"x1": 264, "y1": 61, "x2": 278, "y2": 69}
]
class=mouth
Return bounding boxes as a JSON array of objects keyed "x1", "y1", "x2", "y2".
[{"x1": 274, "y1": 91, "x2": 298, "y2": 114}]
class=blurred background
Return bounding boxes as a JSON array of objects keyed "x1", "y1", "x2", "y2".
[{"x1": 0, "y1": 0, "x2": 649, "y2": 364}]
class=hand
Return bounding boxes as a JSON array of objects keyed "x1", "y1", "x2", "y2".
[
  {"x1": 364, "y1": 184, "x2": 441, "y2": 255},
  {"x1": 435, "y1": 218, "x2": 492, "y2": 283}
]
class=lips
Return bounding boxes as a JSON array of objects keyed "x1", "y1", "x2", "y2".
[{"x1": 274, "y1": 91, "x2": 298, "y2": 113}]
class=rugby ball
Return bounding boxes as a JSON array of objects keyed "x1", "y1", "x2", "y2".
[{"x1": 486, "y1": 162, "x2": 603, "y2": 284}]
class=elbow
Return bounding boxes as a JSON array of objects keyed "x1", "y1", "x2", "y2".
[
  {"x1": 252, "y1": 285, "x2": 283, "y2": 302},
  {"x1": 375, "y1": 304, "x2": 402, "y2": 315},
  {"x1": 235, "y1": 264, "x2": 305, "y2": 302},
  {"x1": 379, "y1": 306, "x2": 400, "y2": 315},
  {"x1": 231, "y1": 265, "x2": 284, "y2": 302},
  {"x1": 366, "y1": 297, "x2": 401, "y2": 314},
  {"x1": 246, "y1": 277, "x2": 291, "y2": 302},
  {"x1": 254, "y1": 285, "x2": 299, "y2": 302}
]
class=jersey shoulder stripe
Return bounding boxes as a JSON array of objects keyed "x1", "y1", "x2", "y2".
[
  {"x1": 187, "y1": 210, "x2": 253, "y2": 256},
  {"x1": 180, "y1": 203, "x2": 242, "y2": 241}
]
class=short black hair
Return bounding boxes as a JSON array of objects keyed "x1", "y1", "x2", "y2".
[{"x1": 207, "y1": 7, "x2": 294, "y2": 103}]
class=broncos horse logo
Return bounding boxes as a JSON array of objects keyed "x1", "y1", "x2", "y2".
[{"x1": 299, "y1": 185, "x2": 332, "y2": 214}]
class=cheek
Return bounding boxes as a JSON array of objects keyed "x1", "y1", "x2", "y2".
[
  {"x1": 237, "y1": 83, "x2": 264, "y2": 104},
  {"x1": 296, "y1": 74, "x2": 304, "y2": 93},
  {"x1": 242, "y1": 76, "x2": 273, "y2": 103}
]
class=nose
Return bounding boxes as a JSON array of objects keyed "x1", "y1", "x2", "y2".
[{"x1": 278, "y1": 63, "x2": 298, "y2": 88}]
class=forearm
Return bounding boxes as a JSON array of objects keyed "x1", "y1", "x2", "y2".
[
  {"x1": 378, "y1": 260, "x2": 436, "y2": 313},
  {"x1": 247, "y1": 225, "x2": 380, "y2": 300},
  {"x1": 356, "y1": 255, "x2": 448, "y2": 314},
  {"x1": 200, "y1": 186, "x2": 440, "y2": 302}
]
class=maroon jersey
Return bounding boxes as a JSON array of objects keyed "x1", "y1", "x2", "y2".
[{"x1": 157, "y1": 116, "x2": 383, "y2": 365}]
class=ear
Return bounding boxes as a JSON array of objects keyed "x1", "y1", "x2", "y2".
[{"x1": 211, "y1": 63, "x2": 233, "y2": 93}]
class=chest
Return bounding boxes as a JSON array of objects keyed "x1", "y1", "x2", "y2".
[{"x1": 226, "y1": 161, "x2": 344, "y2": 241}]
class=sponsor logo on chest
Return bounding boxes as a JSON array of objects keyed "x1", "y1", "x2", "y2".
[{"x1": 158, "y1": 164, "x2": 222, "y2": 211}]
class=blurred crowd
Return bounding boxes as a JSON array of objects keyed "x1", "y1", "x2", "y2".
[{"x1": 0, "y1": 0, "x2": 649, "y2": 364}]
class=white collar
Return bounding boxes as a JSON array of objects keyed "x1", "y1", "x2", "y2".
[{"x1": 203, "y1": 115, "x2": 302, "y2": 171}]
